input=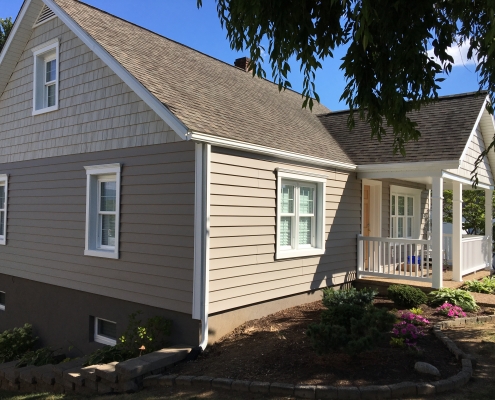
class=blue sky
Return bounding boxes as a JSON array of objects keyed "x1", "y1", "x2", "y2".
[{"x1": 3, "y1": 0, "x2": 482, "y2": 111}]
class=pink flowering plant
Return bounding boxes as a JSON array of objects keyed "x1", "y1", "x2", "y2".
[
  {"x1": 391, "y1": 311, "x2": 429, "y2": 350},
  {"x1": 436, "y1": 302, "x2": 466, "y2": 318}
]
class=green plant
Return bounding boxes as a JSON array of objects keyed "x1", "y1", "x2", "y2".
[
  {"x1": 410, "y1": 307, "x2": 423, "y2": 315},
  {"x1": 428, "y1": 288, "x2": 479, "y2": 312},
  {"x1": 463, "y1": 277, "x2": 495, "y2": 294},
  {"x1": 387, "y1": 285, "x2": 428, "y2": 309},
  {"x1": 0, "y1": 324, "x2": 38, "y2": 363},
  {"x1": 16, "y1": 347, "x2": 65, "y2": 368},
  {"x1": 390, "y1": 337, "x2": 405, "y2": 347},
  {"x1": 322, "y1": 287, "x2": 377, "y2": 308},
  {"x1": 84, "y1": 312, "x2": 172, "y2": 366}
]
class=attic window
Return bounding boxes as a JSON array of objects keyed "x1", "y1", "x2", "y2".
[{"x1": 33, "y1": 5, "x2": 56, "y2": 27}]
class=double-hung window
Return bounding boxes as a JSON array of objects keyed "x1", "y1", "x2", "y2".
[
  {"x1": 32, "y1": 39, "x2": 59, "y2": 115},
  {"x1": 390, "y1": 186, "x2": 421, "y2": 239},
  {"x1": 276, "y1": 169, "x2": 326, "y2": 259},
  {"x1": 85, "y1": 164, "x2": 121, "y2": 259},
  {"x1": 94, "y1": 317, "x2": 117, "y2": 346},
  {"x1": 0, "y1": 175, "x2": 8, "y2": 245}
]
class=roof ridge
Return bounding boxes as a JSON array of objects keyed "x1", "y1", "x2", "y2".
[{"x1": 71, "y1": 0, "x2": 319, "y2": 103}]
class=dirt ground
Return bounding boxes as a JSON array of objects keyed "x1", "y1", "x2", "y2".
[{"x1": 168, "y1": 298, "x2": 488, "y2": 386}]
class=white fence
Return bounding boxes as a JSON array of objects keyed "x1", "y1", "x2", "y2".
[
  {"x1": 442, "y1": 234, "x2": 489, "y2": 276},
  {"x1": 357, "y1": 235, "x2": 432, "y2": 282}
]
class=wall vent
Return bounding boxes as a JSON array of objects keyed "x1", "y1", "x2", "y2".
[{"x1": 34, "y1": 5, "x2": 56, "y2": 27}]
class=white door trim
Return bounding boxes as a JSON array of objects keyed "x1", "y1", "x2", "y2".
[{"x1": 362, "y1": 179, "x2": 382, "y2": 237}]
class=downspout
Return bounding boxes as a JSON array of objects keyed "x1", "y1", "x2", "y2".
[{"x1": 193, "y1": 143, "x2": 211, "y2": 351}]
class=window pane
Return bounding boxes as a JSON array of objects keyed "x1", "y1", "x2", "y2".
[
  {"x1": 100, "y1": 181, "x2": 116, "y2": 211},
  {"x1": 0, "y1": 211, "x2": 4, "y2": 236},
  {"x1": 407, "y1": 217, "x2": 412, "y2": 237},
  {"x1": 407, "y1": 197, "x2": 414, "y2": 216},
  {"x1": 391, "y1": 195, "x2": 396, "y2": 215},
  {"x1": 280, "y1": 217, "x2": 292, "y2": 247},
  {"x1": 101, "y1": 215, "x2": 116, "y2": 246},
  {"x1": 299, "y1": 217, "x2": 312, "y2": 245},
  {"x1": 47, "y1": 84, "x2": 56, "y2": 107},
  {"x1": 391, "y1": 217, "x2": 395, "y2": 237},
  {"x1": 45, "y1": 59, "x2": 56, "y2": 82},
  {"x1": 398, "y1": 196, "x2": 405, "y2": 216},
  {"x1": 0, "y1": 292, "x2": 5, "y2": 306},
  {"x1": 398, "y1": 218, "x2": 404, "y2": 238},
  {"x1": 299, "y1": 187, "x2": 314, "y2": 214},
  {"x1": 0, "y1": 186, "x2": 5, "y2": 210},
  {"x1": 281, "y1": 184, "x2": 294, "y2": 213},
  {"x1": 98, "y1": 319, "x2": 116, "y2": 339}
]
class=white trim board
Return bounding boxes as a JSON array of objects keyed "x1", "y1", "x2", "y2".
[
  {"x1": 460, "y1": 96, "x2": 490, "y2": 163},
  {"x1": 42, "y1": 0, "x2": 189, "y2": 140}
]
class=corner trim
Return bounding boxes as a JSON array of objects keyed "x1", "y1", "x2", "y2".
[
  {"x1": 43, "y1": 0, "x2": 189, "y2": 140},
  {"x1": 188, "y1": 131, "x2": 357, "y2": 171}
]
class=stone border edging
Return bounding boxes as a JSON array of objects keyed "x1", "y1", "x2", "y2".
[{"x1": 143, "y1": 316, "x2": 495, "y2": 399}]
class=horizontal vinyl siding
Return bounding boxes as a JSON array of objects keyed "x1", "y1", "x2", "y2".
[
  {"x1": 447, "y1": 126, "x2": 494, "y2": 186},
  {"x1": 209, "y1": 150, "x2": 361, "y2": 314},
  {"x1": 0, "y1": 17, "x2": 180, "y2": 165},
  {"x1": 0, "y1": 141, "x2": 195, "y2": 314}
]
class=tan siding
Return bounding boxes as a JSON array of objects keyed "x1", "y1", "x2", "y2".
[
  {"x1": 0, "y1": 141, "x2": 195, "y2": 314},
  {"x1": 208, "y1": 149, "x2": 360, "y2": 314},
  {"x1": 0, "y1": 17, "x2": 181, "y2": 165},
  {"x1": 446, "y1": 126, "x2": 494, "y2": 185}
]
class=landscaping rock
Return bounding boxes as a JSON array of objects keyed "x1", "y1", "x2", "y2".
[
  {"x1": 414, "y1": 361, "x2": 441, "y2": 377},
  {"x1": 0, "y1": 361, "x2": 19, "y2": 378},
  {"x1": 337, "y1": 386, "x2": 360, "y2": 399},
  {"x1": 143, "y1": 374, "x2": 162, "y2": 388},
  {"x1": 95, "y1": 361, "x2": 119, "y2": 383},
  {"x1": 80, "y1": 365, "x2": 99, "y2": 382},
  {"x1": 359, "y1": 385, "x2": 391, "y2": 399},
  {"x1": 192, "y1": 375, "x2": 213, "y2": 389},
  {"x1": 52, "y1": 357, "x2": 87, "y2": 378},
  {"x1": 388, "y1": 381, "x2": 417, "y2": 397},
  {"x1": 63, "y1": 367, "x2": 85, "y2": 386},
  {"x1": 97, "y1": 381, "x2": 113, "y2": 394},
  {"x1": 118, "y1": 379, "x2": 139, "y2": 393},
  {"x1": 115, "y1": 358, "x2": 151, "y2": 381},
  {"x1": 212, "y1": 377, "x2": 233, "y2": 390},
  {"x1": 294, "y1": 384, "x2": 316, "y2": 399},
  {"x1": 432, "y1": 379, "x2": 454, "y2": 393},
  {"x1": 231, "y1": 379, "x2": 251, "y2": 392},
  {"x1": 158, "y1": 374, "x2": 178, "y2": 387},
  {"x1": 249, "y1": 381, "x2": 270, "y2": 394},
  {"x1": 32, "y1": 364, "x2": 56, "y2": 385},
  {"x1": 270, "y1": 382, "x2": 294, "y2": 396},
  {"x1": 175, "y1": 375, "x2": 194, "y2": 387},
  {"x1": 315, "y1": 384, "x2": 339, "y2": 399}
]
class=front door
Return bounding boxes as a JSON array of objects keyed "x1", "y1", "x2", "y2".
[{"x1": 363, "y1": 185, "x2": 371, "y2": 269}]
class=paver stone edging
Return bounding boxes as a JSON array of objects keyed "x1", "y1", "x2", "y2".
[{"x1": 141, "y1": 315, "x2": 494, "y2": 399}]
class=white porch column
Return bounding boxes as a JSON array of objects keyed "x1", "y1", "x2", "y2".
[
  {"x1": 452, "y1": 182, "x2": 463, "y2": 281},
  {"x1": 431, "y1": 176, "x2": 443, "y2": 288},
  {"x1": 485, "y1": 189, "x2": 493, "y2": 270}
]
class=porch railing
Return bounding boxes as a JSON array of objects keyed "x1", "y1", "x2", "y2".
[
  {"x1": 442, "y1": 234, "x2": 489, "y2": 276},
  {"x1": 357, "y1": 235, "x2": 432, "y2": 282}
]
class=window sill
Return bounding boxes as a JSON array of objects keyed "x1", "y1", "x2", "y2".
[
  {"x1": 32, "y1": 105, "x2": 59, "y2": 116},
  {"x1": 275, "y1": 248, "x2": 325, "y2": 260},
  {"x1": 94, "y1": 334, "x2": 116, "y2": 346},
  {"x1": 84, "y1": 249, "x2": 119, "y2": 259},
  {"x1": 0, "y1": 239, "x2": 5, "y2": 246}
]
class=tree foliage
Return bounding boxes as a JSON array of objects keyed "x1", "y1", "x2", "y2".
[
  {"x1": 0, "y1": 17, "x2": 13, "y2": 53},
  {"x1": 443, "y1": 190, "x2": 495, "y2": 235},
  {"x1": 198, "y1": 0, "x2": 495, "y2": 180}
]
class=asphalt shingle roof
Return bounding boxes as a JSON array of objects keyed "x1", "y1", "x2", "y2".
[
  {"x1": 318, "y1": 93, "x2": 486, "y2": 164},
  {"x1": 53, "y1": 1, "x2": 486, "y2": 167}
]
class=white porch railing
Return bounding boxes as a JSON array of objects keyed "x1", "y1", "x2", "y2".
[
  {"x1": 357, "y1": 235, "x2": 432, "y2": 282},
  {"x1": 443, "y1": 234, "x2": 452, "y2": 264},
  {"x1": 461, "y1": 235, "x2": 490, "y2": 276}
]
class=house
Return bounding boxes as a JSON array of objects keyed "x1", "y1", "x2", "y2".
[{"x1": 0, "y1": 0, "x2": 493, "y2": 353}]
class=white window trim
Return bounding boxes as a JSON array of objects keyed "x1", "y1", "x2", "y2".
[
  {"x1": 94, "y1": 317, "x2": 117, "y2": 346},
  {"x1": 32, "y1": 39, "x2": 59, "y2": 116},
  {"x1": 0, "y1": 291, "x2": 5, "y2": 311},
  {"x1": 390, "y1": 185, "x2": 422, "y2": 239},
  {"x1": 276, "y1": 169, "x2": 326, "y2": 259},
  {"x1": 0, "y1": 175, "x2": 8, "y2": 246},
  {"x1": 84, "y1": 164, "x2": 121, "y2": 259}
]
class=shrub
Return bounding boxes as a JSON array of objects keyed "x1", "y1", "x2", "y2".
[
  {"x1": 387, "y1": 285, "x2": 428, "y2": 309},
  {"x1": 0, "y1": 324, "x2": 37, "y2": 363},
  {"x1": 307, "y1": 288, "x2": 394, "y2": 356},
  {"x1": 16, "y1": 348, "x2": 65, "y2": 368},
  {"x1": 463, "y1": 277, "x2": 495, "y2": 294},
  {"x1": 391, "y1": 310, "x2": 429, "y2": 352},
  {"x1": 84, "y1": 312, "x2": 172, "y2": 366},
  {"x1": 428, "y1": 288, "x2": 479, "y2": 312},
  {"x1": 410, "y1": 307, "x2": 423, "y2": 315},
  {"x1": 436, "y1": 303, "x2": 467, "y2": 318},
  {"x1": 322, "y1": 287, "x2": 377, "y2": 308}
]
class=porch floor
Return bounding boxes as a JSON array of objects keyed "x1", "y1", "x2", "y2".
[{"x1": 356, "y1": 268, "x2": 495, "y2": 307}]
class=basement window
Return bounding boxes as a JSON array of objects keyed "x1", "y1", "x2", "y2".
[
  {"x1": 94, "y1": 317, "x2": 117, "y2": 346},
  {"x1": 32, "y1": 39, "x2": 59, "y2": 115},
  {"x1": 0, "y1": 292, "x2": 5, "y2": 311}
]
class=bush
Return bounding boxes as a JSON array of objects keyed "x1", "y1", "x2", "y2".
[
  {"x1": 322, "y1": 287, "x2": 377, "y2": 308},
  {"x1": 463, "y1": 277, "x2": 495, "y2": 294},
  {"x1": 307, "y1": 288, "x2": 394, "y2": 356},
  {"x1": 436, "y1": 303, "x2": 466, "y2": 318},
  {"x1": 387, "y1": 285, "x2": 428, "y2": 309},
  {"x1": 16, "y1": 347, "x2": 66, "y2": 368},
  {"x1": 0, "y1": 324, "x2": 37, "y2": 363},
  {"x1": 84, "y1": 312, "x2": 172, "y2": 366},
  {"x1": 428, "y1": 288, "x2": 479, "y2": 312}
]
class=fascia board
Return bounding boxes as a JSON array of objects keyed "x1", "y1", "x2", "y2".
[
  {"x1": 357, "y1": 160, "x2": 460, "y2": 173},
  {"x1": 43, "y1": 0, "x2": 189, "y2": 140},
  {"x1": 442, "y1": 170, "x2": 494, "y2": 190},
  {"x1": 189, "y1": 131, "x2": 357, "y2": 171},
  {"x1": 459, "y1": 96, "x2": 490, "y2": 163}
]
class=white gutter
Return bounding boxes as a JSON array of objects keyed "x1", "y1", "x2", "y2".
[
  {"x1": 187, "y1": 131, "x2": 357, "y2": 171},
  {"x1": 192, "y1": 143, "x2": 211, "y2": 350}
]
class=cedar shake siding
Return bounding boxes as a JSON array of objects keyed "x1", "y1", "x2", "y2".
[
  {"x1": 0, "y1": 16, "x2": 180, "y2": 165},
  {"x1": 0, "y1": 141, "x2": 196, "y2": 315},
  {"x1": 209, "y1": 148, "x2": 360, "y2": 314}
]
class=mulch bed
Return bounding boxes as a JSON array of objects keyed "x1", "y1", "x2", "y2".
[{"x1": 169, "y1": 297, "x2": 495, "y2": 386}]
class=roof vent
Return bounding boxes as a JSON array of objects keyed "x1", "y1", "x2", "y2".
[
  {"x1": 234, "y1": 57, "x2": 252, "y2": 72},
  {"x1": 34, "y1": 5, "x2": 56, "y2": 27}
]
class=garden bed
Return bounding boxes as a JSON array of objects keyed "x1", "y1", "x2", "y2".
[{"x1": 168, "y1": 297, "x2": 492, "y2": 386}]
